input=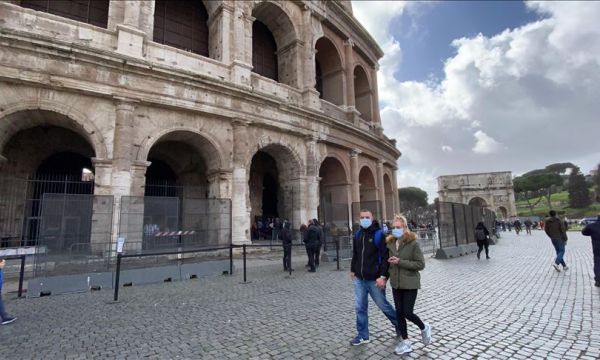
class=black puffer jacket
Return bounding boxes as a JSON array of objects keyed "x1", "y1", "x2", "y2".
[
  {"x1": 351, "y1": 223, "x2": 389, "y2": 281},
  {"x1": 544, "y1": 216, "x2": 568, "y2": 241}
]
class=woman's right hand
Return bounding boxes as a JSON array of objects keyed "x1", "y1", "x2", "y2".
[{"x1": 388, "y1": 256, "x2": 399, "y2": 265}]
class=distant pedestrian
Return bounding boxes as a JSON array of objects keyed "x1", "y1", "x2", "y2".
[
  {"x1": 544, "y1": 210, "x2": 569, "y2": 272},
  {"x1": 0, "y1": 259, "x2": 17, "y2": 325},
  {"x1": 349, "y1": 210, "x2": 399, "y2": 346},
  {"x1": 581, "y1": 214, "x2": 600, "y2": 287},
  {"x1": 304, "y1": 220, "x2": 321, "y2": 272},
  {"x1": 281, "y1": 226, "x2": 293, "y2": 272},
  {"x1": 312, "y1": 219, "x2": 324, "y2": 268},
  {"x1": 474, "y1": 222, "x2": 491, "y2": 260},
  {"x1": 514, "y1": 219, "x2": 522, "y2": 235},
  {"x1": 524, "y1": 219, "x2": 533, "y2": 235},
  {"x1": 386, "y1": 215, "x2": 432, "y2": 355}
]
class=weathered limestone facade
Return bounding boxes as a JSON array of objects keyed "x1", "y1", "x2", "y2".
[
  {"x1": 437, "y1": 172, "x2": 517, "y2": 219},
  {"x1": 0, "y1": 0, "x2": 400, "y2": 246}
]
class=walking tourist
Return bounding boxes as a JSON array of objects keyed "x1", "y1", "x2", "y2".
[
  {"x1": 312, "y1": 219, "x2": 324, "y2": 268},
  {"x1": 386, "y1": 215, "x2": 432, "y2": 355},
  {"x1": 544, "y1": 210, "x2": 569, "y2": 272},
  {"x1": 0, "y1": 259, "x2": 17, "y2": 325},
  {"x1": 474, "y1": 222, "x2": 491, "y2": 260},
  {"x1": 304, "y1": 219, "x2": 321, "y2": 272},
  {"x1": 581, "y1": 214, "x2": 600, "y2": 287},
  {"x1": 281, "y1": 226, "x2": 293, "y2": 272},
  {"x1": 524, "y1": 219, "x2": 533, "y2": 235},
  {"x1": 514, "y1": 219, "x2": 522, "y2": 235},
  {"x1": 349, "y1": 210, "x2": 399, "y2": 346}
]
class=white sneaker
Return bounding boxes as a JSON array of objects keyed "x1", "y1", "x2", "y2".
[
  {"x1": 394, "y1": 340, "x2": 413, "y2": 355},
  {"x1": 421, "y1": 322, "x2": 433, "y2": 345},
  {"x1": 552, "y1": 264, "x2": 561, "y2": 272},
  {"x1": 562, "y1": 265, "x2": 569, "y2": 271}
]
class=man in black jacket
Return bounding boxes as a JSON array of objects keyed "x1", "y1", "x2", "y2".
[
  {"x1": 304, "y1": 220, "x2": 321, "y2": 272},
  {"x1": 582, "y1": 214, "x2": 600, "y2": 287},
  {"x1": 349, "y1": 210, "x2": 398, "y2": 346}
]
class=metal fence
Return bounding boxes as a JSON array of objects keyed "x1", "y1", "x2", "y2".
[
  {"x1": 437, "y1": 201, "x2": 496, "y2": 249},
  {"x1": 118, "y1": 196, "x2": 231, "y2": 260}
]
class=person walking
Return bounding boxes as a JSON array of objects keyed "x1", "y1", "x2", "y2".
[
  {"x1": 474, "y1": 222, "x2": 491, "y2": 260},
  {"x1": 544, "y1": 210, "x2": 569, "y2": 272},
  {"x1": 582, "y1": 214, "x2": 600, "y2": 287},
  {"x1": 281, "y1": 226, "x2": 293, "y2": 272},
  {"x1": 349, "y1": 210, "x2": 399, "y2": 346},
  {"x1": 524, "y1": 219, "x2": 533, "y2": 235},
  {"x1": 386, "y1": 215, "x2": 432, "y2": 355},
  {"x1": 304, "y1": 220, "x2": 321, "y2": 272},
  {"x1": 0, "y1": 259, "x2": 17, "y2": 325},
  {"x1": 312, "y1": 219, "x2": 324, "y2": 268}
]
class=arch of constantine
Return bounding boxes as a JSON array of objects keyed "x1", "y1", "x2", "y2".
[
  {"x1": 437, "y1": 172, "x2": 517, "y2": 219},
  {"x1": 0, "y1": 0, "x2": 400, "y2": 254}
]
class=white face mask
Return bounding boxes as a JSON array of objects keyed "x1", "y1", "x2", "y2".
[{"x1": 391, "y1": 228, "x2": 405, "y2": 238}]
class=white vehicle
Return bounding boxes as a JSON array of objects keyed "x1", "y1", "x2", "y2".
[{"x1": 579, "y1": 217, "x2": 597, "y2": 226}]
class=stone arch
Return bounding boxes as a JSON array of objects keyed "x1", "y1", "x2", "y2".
[
  {"x1": 248, "y1": 142, "x2": 304, "y2": 229},
  {"x1": 0, "y1": 104, "x2": 107, "y2": 160},
  {"x1": 359, "y1": 165, "x2": 377, "y2": 202},
  {"x1": 251, "y1": 1, "x2": 300, "y2": 87},
  {"x1": 353, "y1": 64, "x2": 373, "y2": 122},
  {"x1": 468, "y1": 197, "x2": 488, "y2": 207},
  {"x1": 137, "y1": 127, "x2": 224, "y2": 171},
  {"x1": 318, "y1": 156, "x2": 351, "y2": 230},
  {"x1": 314, "y1": 36, "x2": 345, "y2": 105}
]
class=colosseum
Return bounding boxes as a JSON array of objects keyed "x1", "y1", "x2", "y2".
[{"x1": 0, "y1": 0, "x2": 400, "y2": 262}]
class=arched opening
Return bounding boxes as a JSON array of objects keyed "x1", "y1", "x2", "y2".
[
  {"x1": 315, "y1": 37, "x2": 344, "y2": 105},
  {"x1": 153, "y1": 0, "x2": 209, "y2": 57},
  {"x1": 0, "y1": 120, "x2": 96, "y2": 250},
  {"x1": 252, "y1": 20, "x2": 278, "y2": 81},
  {"x1": 468, "y1": 197, "x2": 488, "y2": 207},
  {"x1": 249, "y1": 144, "x2": 301, "y2": 238},
  {"x1": 137, "y1": 131, "x2": 223, "y2": 249},
  {"x1": 318, "y1": 157, "x2": 350, "y2": 231},
  {"x1": 355, "y1": 166, "x2": 380, "y2": 222},
  {"x1": 251, "y1": 2, "x2": 299, "y2": 87},
  {"x1": 354, "y1": 65, "x2": 373, "y2": 122},
  {"x1": 384, "y1": 174, "x2": 395, "y2": 220},
  {"x1": 20, "y1": 0, "x2": 109, "y2": 28},
  {"x1": 497, "y1": 206, "x2": 508, "y2": 219}
]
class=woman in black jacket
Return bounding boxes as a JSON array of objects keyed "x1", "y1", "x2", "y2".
[{"x1": 475, "y1": 222, "x2": 490, "y2": 260}]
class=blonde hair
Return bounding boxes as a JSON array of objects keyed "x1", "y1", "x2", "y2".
[{"x1": 385, "y1": 214, "x2": 412, "y2": 244}]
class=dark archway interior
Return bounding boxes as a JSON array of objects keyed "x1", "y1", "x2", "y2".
[
  {"x1": 34, "y1": 152, "x2": 94, "y2": 196},
  {"x1": 262, "y1": 173, "x2": 278, "y2": 218},
  {"x1": 315, "y1": 59, "x2": 323, "y2": 98},
  {"x1": 252, "y1": 20, "x2": 278, "y2": 81},
  {"x1": 145, "y1": 158, "x2": 178, "y2": 197}
]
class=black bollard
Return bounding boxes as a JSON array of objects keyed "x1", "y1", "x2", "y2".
[
  {"x1": 229, "y1": 243, "x2": 233, "y2": 276},
  {"x1": 114, "y1": 253, "x2": 122, "y2": 301},
  {"x1": 242, "y1": 244, "x2": 247, "y2": 283},
  {"x1": 18, "y1": 255, "x2": 25, "y2": 298},
  {"x1": 288, "y1": 244, "x2": 292, "y2": 276},
  {"x1": 336, "y1": 238, "x2": 340, "y2": 271}
]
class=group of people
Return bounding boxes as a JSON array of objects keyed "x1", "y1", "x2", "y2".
[
  {"x1": 349, "y1": 210, "x2": 432, "y2": 355},
  {"x1": 251, "y1": 217, "x2": 289, "y2": 241}
]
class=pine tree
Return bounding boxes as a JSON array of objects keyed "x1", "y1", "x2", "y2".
[{"x1": 568, "y1": 166, "x2": 591, "y2": 208}]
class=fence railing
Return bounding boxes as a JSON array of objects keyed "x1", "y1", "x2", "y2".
[{"x1": 437, "y1": 201, "x2": 496, "y2": 249}]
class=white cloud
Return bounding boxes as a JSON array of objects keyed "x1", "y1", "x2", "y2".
[
  {"x1": 354, "y1": 1, "x2": 600, "y2": 200},
  {"x1": 472, "y1": 130, "x2": 503, "y2": 155}
]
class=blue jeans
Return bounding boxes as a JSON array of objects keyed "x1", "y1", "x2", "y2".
[
  {"x1": 0, "y1": 292, "x2": 9, "y2": 321},
  {"x1": 354, "y1": 278, "x2": 398, "y2": 339},
  {"x1": 551, "y1": 238, "x2": 566, "y2": 266}
]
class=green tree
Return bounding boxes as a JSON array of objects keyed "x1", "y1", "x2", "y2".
[
  {"x1": 398, "y1": 187, "x2": 428, "y2": 211},
  {"x1": 513, "y1": 172, "x2": 563, "y2": 214},
  {"x1": 568, "y1": 166, "x2": 591, "y2": 208}
]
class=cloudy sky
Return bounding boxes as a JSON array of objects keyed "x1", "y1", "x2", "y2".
[{"x1": 352, "y1": 1, "x2": 600, "y2": 201}]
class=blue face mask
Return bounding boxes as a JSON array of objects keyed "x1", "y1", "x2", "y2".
[
  {"x1": 392, "y1": 228, "x2": 405, "y2": 238},
  {"x1": 360, "y1": 218, "x2": 372, "y2": 229}
]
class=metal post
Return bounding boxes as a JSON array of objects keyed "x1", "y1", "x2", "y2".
[
  {"x1": 229, "y1": 243, "x2": 233, "y2": 276},
  {"x1": 242, "y1": 244, "x2": 247, "y2": 283},
  {"x1": 18, "y1": 255, "x2": 25, "y2": 298},
  {"x1": 436, "y1": 200, "x2": 442, "y2": 250},
  {"x1": 452, "y1": 204, "x2": 458, "y2": 247},
  {"x1": 336, "y1": 237, "x2": 340, "y2": 271},
  {"x1": 114, "y1": 253, "x2": 122, "y2": 302},
  {"x1": 463, "y1": 204, "x2": 469, "y2": 244}
]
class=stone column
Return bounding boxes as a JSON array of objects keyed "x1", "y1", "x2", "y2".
[
  {"x1": 90, "y1": 158, "x2": 113, "y2": 255},
  {"x1": 370, "y1": 65, "x2": 383, "y2": 135},
  {"x1": 230, "y1": 7, "x2": 253, "y2": 87},
  {"x1": 116, "y1": 1, "x2": 146, "y2": 58},
  {"x1": 130, "y1": 160, "x2": 150, "y2": 197},
  {"x1": 376, "y1": 160, "x2": 386, "y2": 219},
  {"x1": 301, "y1": 6, "x2": 321, "y2": 110},
  {"x1": 208, "y1": 3, "x2": 234, "y2": 63},
  {"x1": 350, "y1": 149, "x2": 360, "y2": 204},
  {"x1": 344, "y1": 40, "x2": 355, "y2": 108},
  {"x1": 305, "y1": 135, "x2": 320, "y2": 223},
  {"x1": 92, "y1": 158, "x2": 113, "y2": 196},
  {"x1": 231, "y1": 120, "x2": 251, "y2": 244},
  {"x1": 391, "y1": 168, "x2": 399, "y2": 215}
]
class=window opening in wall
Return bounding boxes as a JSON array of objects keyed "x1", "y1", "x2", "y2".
[
  {"x1": 153, "y1": 0, "x2": 209, "y2": 57},
  {"x1": 20, "y1": 0, "x2": 109, "y2": 28},
  {"x1": 252, "y1": 20, "x2": 278, "y2": 81}
]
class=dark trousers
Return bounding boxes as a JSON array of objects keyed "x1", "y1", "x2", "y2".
[
  {"x1": 391, "y1": 288, "x2": 425, "y2": 340},
  {"x1": 477, "y1": 240, "x2": 489, "y2": 258},
  {"x1": 282, "y1": 244, "x2": 291, "y2": 270},
  {"x1": 314, "y1": 245, "x2": 321, "y2": 267},
  {"x1": 593, "y1": 239, "x2": 600, "y2": 283},
  {"x1": 0, "y1": 292, "x2": 9, "y2": 321},
  {"x1": 307, "y1": 245, "x2": 317, "y2": 271}
]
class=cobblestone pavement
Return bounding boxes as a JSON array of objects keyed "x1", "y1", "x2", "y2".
[{"x1": 1, "y1": 231, "x2": 599, "y2": 359}]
